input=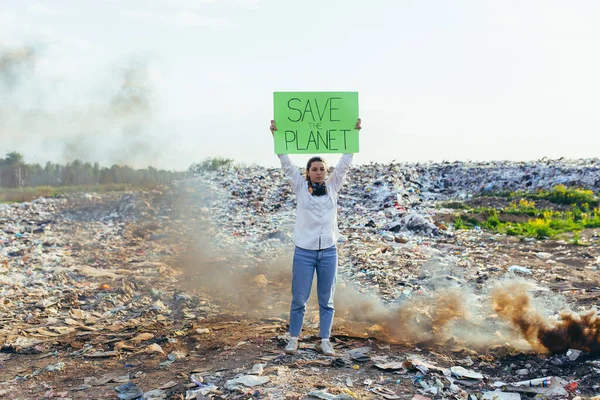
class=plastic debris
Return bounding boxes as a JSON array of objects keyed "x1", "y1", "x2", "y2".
[
  {"x1": 307, "y1": 390, "x2": 355, "y2": 400},
  {"x1": 249, "y1": 363, "x2": 265, "y2": 375},
  {"x1": 347, "y1": 347, "x2": 372, "y2": 362},
  {"x1": 115, "y1": 382, "x2": 144, "y2": 400},
  {"x1": 224, "y1": 375, "x2": 270, "y2": 391},
  {"x1": 144, "y1": 343, "x2": 166, "y2": 355},
  {"x1": 566, "y1": 349, "x2": 582, "y2": 361},
  {"x1": 508, "y1": 265, "x2": 532, "y2": 275},
  {"x1": 565, "y1": 381, "x2": 578, "y2": 392},
  {"x1": 493, "y1": 376, "x2": 568, "y2": 397},
  {"x1": 332, "y1": 358, "x2": 346, "y2": 368},
  {"x1": 482, "y1": 392, "x2": 521, "y2": 400},
  {"x1": 371, "y1": 386, "x2": 402, "y2": 399},
  {"x1": 450, "y1": 366, "x2": 484, "y2": 380},
  {"x1": 143, "y1": 389, "x2": 167, "y2": 400},
  {"x1": 374, "y1": 361, "x2": 405, "y2": 371}
]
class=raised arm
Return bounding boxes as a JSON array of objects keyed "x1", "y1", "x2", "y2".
[
  {"x1": 326, "y1": 118, "x2": 361, "y2": 193},
  {"x1": 326, "y1": 153, "x2": 353, "y2": 193},
  {"x1": 272, "y1": 120, "x2": 304, "y2": 192},
  {"x1": 278, "y1": 154, "x2": 304, "y2": 192}
]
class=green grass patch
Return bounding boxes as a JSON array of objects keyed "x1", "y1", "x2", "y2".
[
  {"x1": 480, "y1": 185, "x2": 599, "y2": 208},
  {"x1": 449, "y1": 187, "x2": 600, "y2": 239},
  {"x1": 527, "y1": 185, "x2": 598, "y2": 207},
  {"x1": 453, "y1": 216, "x2": 468, "y2": 229},
  {"x1": 503, "y1": 199, "x2": 549, "y2": 216}
]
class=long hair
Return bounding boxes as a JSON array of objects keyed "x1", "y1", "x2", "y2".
[{"x1": 305, "y1": 156, "x2": 327, "y2": 183}]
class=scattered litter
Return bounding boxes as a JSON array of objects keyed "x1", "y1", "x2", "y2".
[
  {"x1": 85, "y1": 351, "x2": 118, "y2": 358},
  {"x1": 450, "y1": 367, "x2": 483, "y2": 379},
  {"x1": 508, "y1": 265, "x2": 532, "y2": 275},
  {"x1": 407, "y1": 358, "x2": 450, "y2": 375},
  {"x1": 332, "y1": 358, "x2": 346, "y2": 368},
  {"x1": 144, "y1": 343, "x2": 166, "y2": 355},
  {"x1": 482, "y1": 391, "x2": 521, "y2": 400},
  {"x1": 565, "y1": 381, "x2": 578, "y2": 392},
  {"x1": 567, "y1": 348, "x2": 582, "y2": 361},
  {"x1": 159, "y1": 381, "x2": 177, "y2": 389},
  {"x1": 184, "y1": 383, "x2": 218, "y2": 398},
  {"x1": 371, "y1": 386, "x2": 402, "y2": 399},
  {"x1": 515, "y1": 368, "x2": 528, "y2": 375},
  {"x1": 142, "y1": 389, "x2": 167, "y2": 400},
  {"x1": 115, "y1": 382, "x2": 144, "y2": 400},
  {"x1": 347, "y1": 347, "x2": 372, "y2": 362},
  {"x1": 2, "y1": 158, "x2": 600, "y2": 398},
  {"x1": 493, "y1": 376, "x2": 568, "y2": 397},
  {"x1": 45, "y1": 361, "x2": 66, "y2": 372},
  {"x1": 249, "y1": 363, "x2": 265, "y2": 375},
  {"x1": 306, "y1": 390, "x2": 355, "y2": 400},
  {"x1": 374, "y1": 361, "x2": 405, "y2": 371},
  {"x1": 224, "y1": 375, "x2": 270, "y2": 391}
]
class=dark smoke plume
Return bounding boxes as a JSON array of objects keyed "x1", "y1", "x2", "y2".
[{"x1": 492, "y1": 281, "x2": 600, "y2": 353}]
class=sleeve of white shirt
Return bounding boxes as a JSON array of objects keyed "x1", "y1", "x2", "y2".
[
  {"x1": 327, "y1": 153, "x2": 353, "y2": 193},
  {"x1": 278, "y1": 154, "x2": 304, "y2": 193}
]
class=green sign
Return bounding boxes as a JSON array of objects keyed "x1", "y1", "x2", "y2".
[{"x1": 273, "y1": 92, "x2": 359, "y2": 154}]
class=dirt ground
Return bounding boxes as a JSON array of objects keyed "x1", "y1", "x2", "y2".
[{"x1": 1, "y1": 187, "x2": 600, "y2": 399}]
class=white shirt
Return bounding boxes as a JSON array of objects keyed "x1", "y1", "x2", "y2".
[{"x1": 278, "y1": 153, "x2": 353, "y2": 250}]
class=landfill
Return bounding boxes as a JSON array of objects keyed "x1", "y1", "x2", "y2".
[{"x1": 1, "y1": 157, "x2": 600, "y2": 399}]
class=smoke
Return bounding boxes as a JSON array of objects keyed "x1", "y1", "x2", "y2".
[
  {"x1": 172, "y1": 229, "x2": 528, "y2": 351},
  {"x1": 335, "y1": 283, "x2": 461, "y2": 342},
  {"x1": 173, "y1": 217, "x2": 600, "y2": 355},
  {"x1": 175, "y1": 235, "x2": 600, "y2": 355},
  {"x1": 0, "y1": 44, "x2": 170, "y2": 168},
  {"x1": 175, "y1": 242, "x2": 292, "y2": 316},
  {"x1": 492, "y1": 280, "x2": 600, "y2": 353},
  {"x1": 0, "y1": 45, "x2": 36, "y2": 90},
  {"x1": 171, "y1": 224, "x2": 586, "y2": 354},
  {"x1": 167, "y1": 186, "x2": 599, "y2": 354},
  {"x1": 167, "y1": 181, "x2": 292, "y2": 316},
  {"x1": 175, "y1": 233, "x2": 600, "y2": 354},
  {"x1": 335, "y1": 277, "x2": 600, "y2": 354}
]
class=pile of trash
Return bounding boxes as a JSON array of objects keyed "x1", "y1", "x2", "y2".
[{"x1": 1, "y1": 157, "x2": 599, "y2": 398}]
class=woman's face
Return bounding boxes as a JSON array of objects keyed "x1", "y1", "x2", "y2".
[{"x1": 307, "y1": 161, "x2": 326, "y2": 184}]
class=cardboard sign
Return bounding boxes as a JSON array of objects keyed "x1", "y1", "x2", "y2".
[{"x1": 273, "y1": 92, "x2": 359, "y2": 154}]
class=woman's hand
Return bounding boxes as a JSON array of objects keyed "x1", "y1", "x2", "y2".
[{"x1": 355, "y1": 118, "x2": 362, "y2": 130}]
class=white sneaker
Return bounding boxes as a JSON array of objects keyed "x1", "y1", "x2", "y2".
[
  {"x1": 284, "y1": 337, "x2": 298, "y2": 354},
  {"x1": 320, "y1": 339, "x2": 335, "y2": 356}
]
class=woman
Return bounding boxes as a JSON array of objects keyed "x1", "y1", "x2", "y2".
[{"x1": 270, "y1": 118, "x2": 361, "y2": 356}]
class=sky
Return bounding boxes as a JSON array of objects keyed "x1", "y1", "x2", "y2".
[{"x1": 1, "y1": 0, "x2": 599, "y2": 170}]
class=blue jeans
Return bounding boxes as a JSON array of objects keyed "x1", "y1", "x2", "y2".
[{"x1": 289, "y1": 245, "x2": 338, "y2": 339}]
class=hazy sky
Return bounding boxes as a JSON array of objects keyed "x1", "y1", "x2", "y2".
[{"x1": 1, "y1": 0, "x2": 599, "y2": 170}]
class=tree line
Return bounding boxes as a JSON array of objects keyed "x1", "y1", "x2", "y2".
[{"x1": 0, "y1": 151, "x2": 186, "y2": 188}]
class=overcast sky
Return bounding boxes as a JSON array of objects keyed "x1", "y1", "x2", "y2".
[{"x1": 1, "y1": 0, "x2": 599, "y2": 170}]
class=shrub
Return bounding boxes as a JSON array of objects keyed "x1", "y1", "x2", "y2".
[
  {"x1": 189, "y1": 157, "x2": 235, "y2": 173},
  {"x1": 454, "y1": 216, "x2": 467, "y2": 229},
  {"x1": 525, "y1": 219, "x2": 555, "y2": 239},
  {"x1": 534, "y1": 185, "x2": 598, "y2": 207}
]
